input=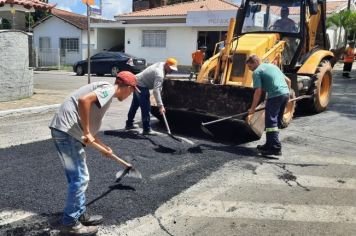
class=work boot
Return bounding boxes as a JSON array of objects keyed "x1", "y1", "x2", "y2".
[
  {"x1": 257, "y1": 143, "x2": 269, "y2": 151},
  {"x1": 260, "y1": 148, "x2": 282, "y2": 156},
  {"x1": 60, "y1": 221, "x2": 98, "y2": 236},
  {"x1": 79, "y1": 212, "x2": 104, "y2": 226},
  {"x1": 125, "y1": 124, "x2": 139, "y2": 130},
  {"x1": 142, "y1": 129, "x2": 158, "y2": 135},
  {"x1": 257, "y1": 143, "x2": 282, "y2": 156}
]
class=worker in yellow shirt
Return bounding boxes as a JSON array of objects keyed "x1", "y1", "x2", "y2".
[
  {"x1": 190, "y1": 45, "x2": 207, "y2": 80},
  {"x1": 343, "y1": 41, "x2": 355, "y2": 78}
]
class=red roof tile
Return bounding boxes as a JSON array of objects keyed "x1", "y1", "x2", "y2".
[
  {"x1": 119, "y1": 0, "x2": 350, "y2": 19},
  {"x1": 119, "y1": 0, "x2": 239, "y2": 18},
  {"x1": 33, "y1": 8, "x2": 113, "y2": 30},
  {"x1": 326, "y1": 1, "x2": 349, "y2": 14},
  {"x1": 0, "y1": 0, "x2": 54, "y2": 10},
  {"x1": 51, "y1": 8, "x2": 89, "y2": 30}
]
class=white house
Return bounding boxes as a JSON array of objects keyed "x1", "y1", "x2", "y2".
[
  {"x1": 33, "y1": 8, "x2": 119, "y2": 67},
  {"x1": 92, "y1": 0, "x2": 238, "y2": 66}
]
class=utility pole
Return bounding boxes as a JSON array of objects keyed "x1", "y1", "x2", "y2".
[
  {"x1": 347, "y1": 0, "x2": 351, "y2": 10},
  {"x1": 86, "y1": 3, "x2": 91, "y2": 84}
]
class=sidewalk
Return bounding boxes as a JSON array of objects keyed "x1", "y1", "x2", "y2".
[{"x1": 0, "y1": 88, "x2": 68, "y2": 117}]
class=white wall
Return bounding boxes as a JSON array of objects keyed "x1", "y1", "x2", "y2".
[
  {"x1": 0, "y1": 31, "x2": 33, "y2": 102},
  {"x1": 327, "y1": 26, "x2": 345, "y2": 49},
  {"x1": 125, "y1": 26, "x2": 198, "y2": 66},
  {"x1": 82, "y1": 29, "x2": 97, "y2": 59}
]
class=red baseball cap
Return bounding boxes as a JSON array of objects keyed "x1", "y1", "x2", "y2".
[{"x1": 116, "y1": 71, "x2": 141, "y2": 93}]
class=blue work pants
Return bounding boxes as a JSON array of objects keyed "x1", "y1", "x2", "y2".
[
  {"x1": 51, "y1": 128, "x2": 89, "y2": 226},
  {"x1": 126, "y1": 86, "x2": 151, "y2": 132},
  {"x1": 265, "y1": 94, "x2": 289, "y2": 150}
]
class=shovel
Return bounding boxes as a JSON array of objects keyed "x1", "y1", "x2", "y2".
[
  {"x1": 201, "y1": 95, "x2": 312, "y2": 136},
  {"x1": 162, "y1": 112, "x2": 195, "y2": 145},
  {"x1": 89, "y1": 141, "x2": 142, "y2": 182}
]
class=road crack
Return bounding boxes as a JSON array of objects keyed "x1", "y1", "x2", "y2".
[{"x1": 153, "y1": 213, "x2": 174, "y2": 236}]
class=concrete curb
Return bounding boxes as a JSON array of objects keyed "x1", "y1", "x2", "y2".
[{"x1": 0, "y1": 104, "x2": 60, "y2": 118}]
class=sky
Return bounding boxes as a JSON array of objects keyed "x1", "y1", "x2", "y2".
[{"x1": 49, "y1": 0, "x2": 241, "y2": 19}]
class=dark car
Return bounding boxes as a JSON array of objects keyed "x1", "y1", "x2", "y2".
[{"x1": 73, "y1": 52, "x2": 146, "y2": 76}]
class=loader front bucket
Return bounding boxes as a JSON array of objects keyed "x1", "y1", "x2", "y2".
[{"x1": 151, "y1": 80, "x2": 263, "y2": 143}]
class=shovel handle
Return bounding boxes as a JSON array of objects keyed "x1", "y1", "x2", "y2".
[
  {"x1": 201, "y1": 95, "x2": 312, "y2": 127},
  {"x1": 162, "y1": 113, "x2": 172, "y2": 135},
  {"x1": 202, "y1": 106, "x2": 265, "y2": 126},
  {"x1": 89, "y1": 141, "x2": 131, "y2": 168}
]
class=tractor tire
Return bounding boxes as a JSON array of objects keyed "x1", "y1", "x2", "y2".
[
  {"x1": 280, "y1": 89, "x2": 296, "y2": 129},
  {"x1": 312, "y1": 61, "x2": 333, "y2": 113}
]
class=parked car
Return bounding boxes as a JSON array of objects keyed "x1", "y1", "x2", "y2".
[{"x1": 73, "y1": 52, "x2": 146, "y2": 76}]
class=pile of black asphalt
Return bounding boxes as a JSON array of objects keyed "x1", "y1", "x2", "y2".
[{"x1": 0, "y1": 125, "x2": 260, "y2": 235}]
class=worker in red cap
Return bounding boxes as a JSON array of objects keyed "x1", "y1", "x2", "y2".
[
  {"x1": 126, "y1": 57, "x2": 178, "y2": 135},
  {"x1": 49, "y1": 71, "x2": 138, "y2": 236}
]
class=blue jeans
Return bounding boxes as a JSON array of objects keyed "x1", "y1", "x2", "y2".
[
  {"x1": 126, "y1": 86, "x2": 151, "y2": 132},
  {"x1": 51, "y1": 128, "x2": 89, "y2": 226},
  {"x1": 265, "y1": 94, "x2": 289, "y2": 149}
]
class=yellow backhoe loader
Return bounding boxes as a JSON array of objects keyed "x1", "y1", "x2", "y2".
[{"x1": 152, "y1": 0, "x2": 334, "y2": 143}]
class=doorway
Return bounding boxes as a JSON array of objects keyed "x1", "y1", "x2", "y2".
[{"x1": 197, "y1": 31, "x2": 227, "y2": 59}]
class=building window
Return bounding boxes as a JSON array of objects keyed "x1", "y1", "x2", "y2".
[
  {"x1": 142, "y1": 30, "x2": 166, "y2": 48},
  {"x1": 60, "y1": 38, "x2": 79, "y2": 53},
  {"x1": 39, "y1": 37, "x2": 51, "y2": 51}
]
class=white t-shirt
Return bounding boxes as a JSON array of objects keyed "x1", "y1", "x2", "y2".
[{"x1": 49, "y1": 81, "x2": 115, "y2": 143}]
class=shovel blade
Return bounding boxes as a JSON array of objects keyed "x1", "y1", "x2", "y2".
[
  {"x1": 201, "y1": 125, "x2": 215, "y2": 137},
  {"x1": 115, "y1": 167, "x2": 142, "y2": 182}
]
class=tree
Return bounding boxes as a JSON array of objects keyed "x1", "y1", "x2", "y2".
[
  {"x1": 326, "y1": 10, "x2": 352, "y2": 47},
  {"x1": 0, "y1": 18, "x2": 12, "y2": 29},
  {"x1": 25, "y1": 9, "x2": 50, "y2": 30},
  {"x1": 345, "y1": 11, "x2": 356, "y2": 41}
]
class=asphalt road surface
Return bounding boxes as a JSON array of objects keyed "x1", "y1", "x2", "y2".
[{"x1": 1, "y1": 65, "x2": 356, "y2": 235}]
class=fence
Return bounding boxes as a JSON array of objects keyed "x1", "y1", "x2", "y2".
[{"x1": 30, "y1": 48, "x2": 99, "y2": 70}]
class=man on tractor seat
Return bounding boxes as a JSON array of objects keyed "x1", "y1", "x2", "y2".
[{"x1": 272, "y1": 6, "x2": 297, "y2": 33}]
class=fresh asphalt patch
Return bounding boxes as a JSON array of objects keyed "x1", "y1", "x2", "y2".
[{"x1": 0, "y1": 129, "x2": 259, "y2": 234}]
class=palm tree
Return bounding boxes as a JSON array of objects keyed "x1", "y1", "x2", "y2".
[
  {"x1": 326, "y1": 10, "x2": 352, "y2": 47},
  {"x1": 345, "y1": 11, "x2": 356, "y2": 41}
]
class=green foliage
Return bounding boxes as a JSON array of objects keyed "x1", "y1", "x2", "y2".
[
  {"x1": 0, "y1": 18, "x2": 12, "y2": 29},
  {"x1": 26, "y1": 9, "x2": 50, "y2": 30},
  {"x1": 326, "y1": 10, "x2": 355, "y2": 46},
  {"x1": 345, "y1": 11, "x2": 356, "y2": 32},
  {"x1": 24, "y1": 0, "x2": 50, "y2": 29},
  {"x1": 326, "y1": 10, "x2": 352, "y2": 28}
]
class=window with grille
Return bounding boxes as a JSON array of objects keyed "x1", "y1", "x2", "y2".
[
  {"x1": 142, "y1": 30, "x2": 166, "y2": 48},
  {"x1": 39, "y1": 37, "x2": 50, "y2": 52},
  {"x1": 60, "y1": 38, "x2": 79, "y2": 53}
]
